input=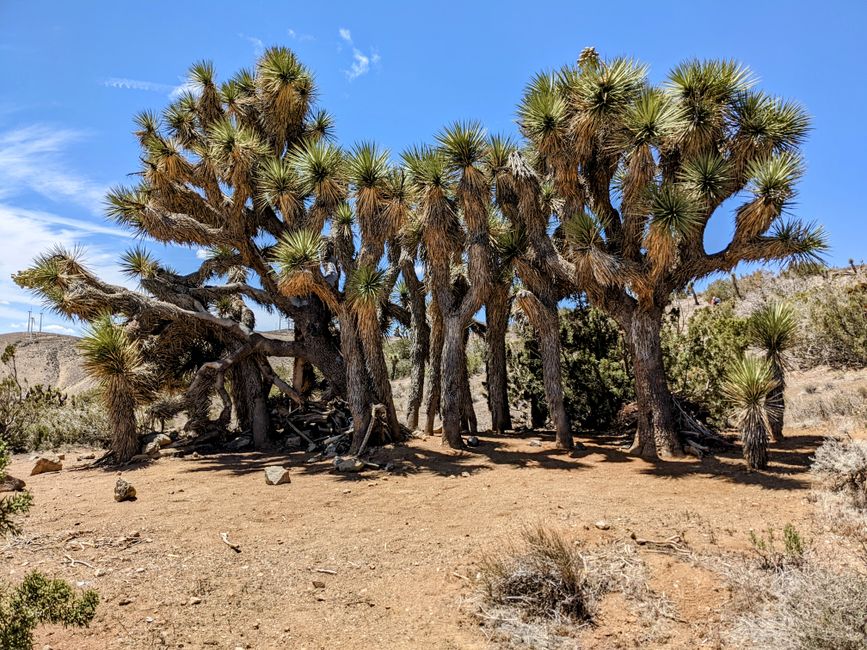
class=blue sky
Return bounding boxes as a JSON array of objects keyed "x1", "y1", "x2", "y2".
[{"x1": 1, "y1": 1, "x2": 864, "y2": 334}]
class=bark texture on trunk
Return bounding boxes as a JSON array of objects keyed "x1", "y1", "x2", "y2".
[
  {"x1": 228, "y1": 356, "x2": 271, "y2": 449},
  {"x1": 440, "y1": 313, "x2": 466, "y2": 448},
  {"x1": 107, "y1": 382, "x2": 139, "y2": 463},
  {"x1": 356, "y1": 307, "x2": 401, "y2": 441},
  {"x1": 627, "y1": 311, "x2": 681, "y2": 459},
  {"x1": 515, "y1": 291, "x2": 572, "y2": 450},
  {"x1": 341, "y1": 312, "x2": 373, "y2": 453},
  {"x1": 424, "y1": 304, "x2": 443, "y2": 437},
  {"x1": 401, "y1": 260, "x2": 429, "y2": 431},
  {"x1": 486, "y1": 285, "x2": 512, "y2": 433}
]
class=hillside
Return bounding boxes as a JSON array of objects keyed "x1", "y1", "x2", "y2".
[{"x1": 0, "y1": 332, "x2": 94, "y2": 395}]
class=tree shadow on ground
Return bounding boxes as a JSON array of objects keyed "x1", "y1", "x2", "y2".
[
  {"x1": 635, "y1": 433, "x2": 825, "y2": 491},
  {"x1": 126, "y1": 430, "x2": 825, "y2": 491}
]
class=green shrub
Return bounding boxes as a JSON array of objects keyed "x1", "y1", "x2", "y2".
[
  {"x1": 0, "y1": 381, "x2": 109, "y2": 452},
  {"x1": 797, "y1": 282, "x2": 867, "y2": 368},
  {"x1": 508, "y1": 304, "x2": 632, "y2": 431},
  {"x1": 0, "y1": 441, "x2": 99, "y2": 649},
  {"x1": 662, "y1": 303, "x2": 749, "y2": 427}
]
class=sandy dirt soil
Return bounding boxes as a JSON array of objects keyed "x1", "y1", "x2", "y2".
[{"x1": 4, "y1": 427, "x2": 830, "y2": 649}]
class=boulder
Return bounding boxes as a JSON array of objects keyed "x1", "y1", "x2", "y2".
[
  {"x1": 263, "y1": 466, "x2": 291, "y2": 486},
  {"x1": 141, "y1": 433, "x2": 171, "y2": 456},
  {"x1": 0, "y1": 475, "x2": 26, "y2": 492},
  {"x1": 333, "y1": 456, "x2": 364, "y2": 473},
  {"x1": 30, "y1": 455, "x2": 62, "y2": 475},
  {"x1": 114, "y1": 477, "x2": 136, "y2": 502}
]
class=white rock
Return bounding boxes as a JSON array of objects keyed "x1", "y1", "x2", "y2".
[{"x1": 264, "y1": 466, "x2": 291, "y2": 485}]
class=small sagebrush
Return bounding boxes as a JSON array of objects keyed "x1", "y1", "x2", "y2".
[
  {"x1": 812, "y1": 436, "x2": 867, "y2": 510},
  {"x1": 475, "y1": 526, "x2": 672, "y2": 648},
  {"x1": 729, "y1": 565, "x2": 867, "y2": 650}
]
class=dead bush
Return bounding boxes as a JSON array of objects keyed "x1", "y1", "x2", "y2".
[
  {"x1": 812, "y1": 436, "x2": 867, "y2": 510},
  {"x1": 729, "y1": 564, "x2": 867, "y2": 650},
  {"x1": 475, "y1": 526, "x2": 672, "y2": 648}
]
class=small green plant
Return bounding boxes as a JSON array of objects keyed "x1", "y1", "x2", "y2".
[
  {"x1": 748, "y1": 524, "x2": 807, "y2": 570},
  {"x1": 0, "y1": 441, "x2": 99, "y2": 648}
]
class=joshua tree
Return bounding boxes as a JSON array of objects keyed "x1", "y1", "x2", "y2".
[
  {"x1": 723, "y1": 355, "x2": 778, "y2": 469},
  {"x1": 78, "y1": 316, "x2": 151, "y2": 462},
  {"x1": 14, "y1": 48, "x2": 415, "y2": 452},
  {"x1": 504, "y1": 48, "x2": 825, "y2": 458},
  {"x1": 749, "y1": 301, "x2": 797, "y2": 442}
]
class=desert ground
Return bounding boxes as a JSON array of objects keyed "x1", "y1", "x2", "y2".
[{"x1": 6, "y1": 423, "x2": 836, "y2": 649}]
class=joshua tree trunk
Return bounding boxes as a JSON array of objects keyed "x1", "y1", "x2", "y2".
[
  {"x1": 486, "y1": 285, "x2": 512, "y2": 433},
  {"x1": 440, "y1": 312, "x2": 465, "y2": 448},
  {"x1": 515, "y1": 291, "x2": 572, "y2": 450},
  {"x1": 742, "y1": 412, "x2": 769, "y2": 469},
  {"x1": 356, "y1": 308, "x2": 401, "y2": 441},
  {"x1": 627, "y1": 311, "x2": 682, "y2": 459},
  {"x1": 402, "y1": 260, "x2": 429, "y2": 431},
  {"x1": 424, "y1": 304, "x2": 443, "y2": 437},
  {"x1": 107, "y1": 382, "x2": 140, "y2": 463},
  {"x1": 767, "y1": 363, "x2": 785, "y2": 442},
  {"x1": 228, "y1": 356, "x2": 271, "y2": 448},
  {"x1": 342, "y1": 313, "x2": 374, "y2": 454}
]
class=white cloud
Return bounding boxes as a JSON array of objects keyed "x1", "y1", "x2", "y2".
[
  {"x1": 42, "y1": 324, "x2": 77, "y2": 335},
  {"x1": 0, "y1": 125, "x2": 106, "y2": 211},
  {"x1": 102, "y1": 77, "x2": 199, "y2": 100},
  {"x1": 288, "y1": 28, "x2": 315, "y2": 42},
  {"x1": 195, "y1": 248, "x2": 210, "y2": 260},
  {"x1": 240, "y1": 33, "x2": 265, "y2": 56},
  {"x1": 168, "y1": 80, "x2": 200, "y2": 100},
  {"x1": 102, "y1": 77, "x2": 174, "y2": 93},
  {"x1": 338, "y1": 28, "x2": 380, "y2": 81},
  {"x1": 347, "y1": 50, "x2": 371, "y2": 80}
]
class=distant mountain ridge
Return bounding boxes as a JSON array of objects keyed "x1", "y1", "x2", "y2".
[{"x1": 0, "y1": 332, "x2": 94, "y2": 395}]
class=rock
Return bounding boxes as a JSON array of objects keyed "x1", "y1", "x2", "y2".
[
  {"x1": 142, "y1": 433, "x2": 172, "y2": 449},
  {"x1": 226, "y1": 435, "x2": 252, "y2": 451},
  {"x1": 312, "y1": 580, "x2": 325, "y2": 589},
  {"x1": 466, "y1": 435, "x2": 480, "y2": 447},
  {"x1": 77, "y1": 453, "x2": 96, "y2": 461},
  {"x1": 460, "y1": 471, "x2": 470, "y2": 478},
  {"x1": 117, "y1": 597, "x2": 134, "y2": 606},
  {"x1": 594, "y1": 520, "x2": 611, "y2": 530},
  {"x1": 283, "y1": 435, "x2": 302, "y2": 450},
  {"x1": 142, "y1": 441, "x2": 163, "y2": 457},
  {"x1": 128, "y1": 454, "x2": 153, "y2": 464},
  {"x1": 528, "y1": 440, "x2": 542, "y2": 447},
  {"x1": 333, "y1": 456, "x2": 364, "y2": 473},
  {"x1": 114, "y1": 477, "x2": 137, "y2": 502},
  {"x1": 189, "y1": 596, "x2": 202, "y2": 605},
  {"x1": 263, "y1": 466, "x2": 291, "y2": 486},
  {"x1": 30, "y1": 455, "x2": 62, "y2": 475},
  {"x1": 0, "y1": 475, "x2": 25, "y2": 492}
]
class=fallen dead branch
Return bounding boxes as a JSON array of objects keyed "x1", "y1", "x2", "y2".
[{"x1": 220, "y1": 532, "x2": 241, "y2": 553}]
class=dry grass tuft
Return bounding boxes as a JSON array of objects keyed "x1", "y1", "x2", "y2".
[{"x1": 474, "y1": 525, "x2": 673, "y2": 648}]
